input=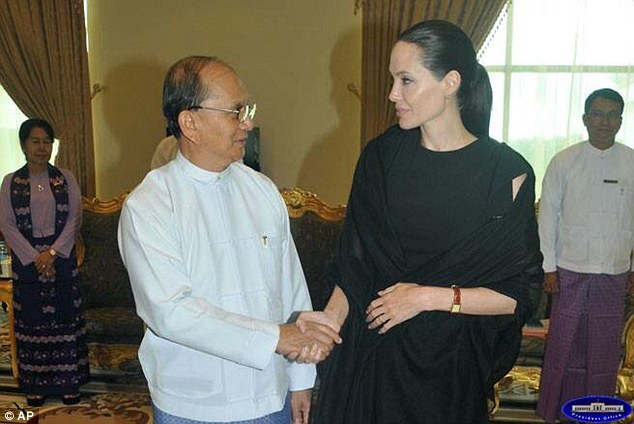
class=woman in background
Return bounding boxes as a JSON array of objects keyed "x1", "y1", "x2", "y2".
[
  {"x1": 313, "y1": 20, "x2": 542, "y2": 423},
  {"x1": 0, "y1": 118, "x2": 89, "y2": 406}
]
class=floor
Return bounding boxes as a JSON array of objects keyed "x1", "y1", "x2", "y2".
[
  {"x1": 492, "y1": 405, "x2": 546, "y2": 423},
  {"x1": 0, "y1": 376, "x2": 546, "y2": 424},
  {"x1": 0, "y1": 392, "x2": 546, "y2": 424},
  {"x1": 0, "y1": 390, "x2": 151, "y2": 423},
  {"x1": 0, "y1": 309, "x2": 151, "y2": 423},
  {"x1": 0, "y1": 309, "x2": 551, "y2": 423}
]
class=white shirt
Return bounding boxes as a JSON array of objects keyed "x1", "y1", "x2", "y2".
[
  {"x1": 539, "y1": 141, "x2": 634, "y2": 274},
  {"x1": 118, "y1": 151, "x2": 316, "y2": 421}
]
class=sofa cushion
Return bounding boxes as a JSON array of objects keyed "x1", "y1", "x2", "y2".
[
  {"x1": 80, "y1": 208, "x2": 135, "y2": 310},
  {"x1": 290, "y1": 211, "x2": 343, "y2": 311},
  {"x1": 85, "y1": 307, "x2": 144, "y2": 345},
  {"x1": 80, "y1": 194, "x2": 141, "y2": 345},
  {"x1": 281, "y1": 188, "x2": 346, "y2": 312}
]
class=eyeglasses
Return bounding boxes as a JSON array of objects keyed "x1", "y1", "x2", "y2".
[
  {"x1": 587, "y1": 110, "x2": 622, "y2": 121},
  {"x1": 189, "y1": 104, "x2": 257, "y2": 123}
]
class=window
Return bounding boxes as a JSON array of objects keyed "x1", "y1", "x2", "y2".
[
  {"x1": 479, "y1": 0, "x2": 634, "y2": 197},
  {"x1": 0, "y1": 86, "x2": 59, "y2": 180},
  {"x1": 0, "y1": 0, "x2": 85, "y2": 181},
  {"x1": 0, "y1": 86, "x2": 27, "y2": 179}
]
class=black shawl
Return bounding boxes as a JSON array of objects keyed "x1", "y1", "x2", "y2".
[{"x1": 314, "y1": 127, "x2": 543, "y2": 424}]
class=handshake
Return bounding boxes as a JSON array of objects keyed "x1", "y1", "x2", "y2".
[{"x1": 276, "y1": 311, "x2": 342, "y2": 364}]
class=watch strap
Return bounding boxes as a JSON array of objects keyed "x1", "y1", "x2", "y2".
[{"x1": 450, "y1": 285, "x2": 461, "y2": 313}]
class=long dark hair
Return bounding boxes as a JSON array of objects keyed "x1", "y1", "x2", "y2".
[{"x1": 399, "y1": 20, "x2": 492, "y2": 137}]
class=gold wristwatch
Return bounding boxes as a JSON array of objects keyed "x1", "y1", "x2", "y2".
[{"x1": 450, "y1": 285, "x2": 461, "y2": 313}]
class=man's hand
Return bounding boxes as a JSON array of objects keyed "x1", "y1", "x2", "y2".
[
  {"x1": 628, "y1": 272, "x2": 634, "y2": 296},
  {"x1": 290, "y1": 389, "x2": 312, "y2": 424},
  {"x1": 294, "y1": 311, "x2": 342, "y2": 362},
  {"x1": 543, "y1": 272, "x2": 558, "y2": 294},
  {"x1": 276, "y1": 313, "x2": 341, "y2": 363}
]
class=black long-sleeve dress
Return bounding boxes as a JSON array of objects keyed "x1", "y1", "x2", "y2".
[{"x1": 313, "y1": 126, "x2": 543, "y2": 424}]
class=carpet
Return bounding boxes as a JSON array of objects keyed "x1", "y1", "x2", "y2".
[
  {"x1": 497, "y1": 366, "x2": 540, "y2": 404},
  {"x1": 0, "y1": 309, "x2": 148, "y2": 394},
  {"x1": 0, "y1": 308, "x2": 152, "y2": 423},
  {"x1": 0, "y1": 392, "x2": 151, "y2": 423},
  {"x1": 0, "y1": 309, "x2": 548, "y2": 423}
]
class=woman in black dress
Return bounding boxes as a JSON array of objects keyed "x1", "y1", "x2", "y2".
[{"x1": 313, "y1": 20, "x2": 542, "y2": 423}]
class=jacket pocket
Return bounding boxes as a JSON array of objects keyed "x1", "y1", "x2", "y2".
[{"x1": 142, "y1": 332, "x2": 223, "y2": 399}]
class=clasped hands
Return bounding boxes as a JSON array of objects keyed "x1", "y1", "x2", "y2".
[
  {"x1": 277, "y1": 282, "x2": 429, "y2": 362},
  {"x1": 34, "y1": 250, "x2": 56, "y2": 278},
  {"x1": 276, "y1": 311, "x2": 342, "y2": 364}
]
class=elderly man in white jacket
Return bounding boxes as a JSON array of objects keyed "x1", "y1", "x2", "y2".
[{"x1": 118, "y1": 56, "x2": 340, "y2": 424}]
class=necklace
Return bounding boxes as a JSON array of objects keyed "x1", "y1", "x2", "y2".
[{"x1": 36, "y1": 184, "x2": 44, "y2": 192}]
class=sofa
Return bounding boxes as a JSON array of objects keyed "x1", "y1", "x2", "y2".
[
  {"x1": 76, "y1": 187, "x2": 634, "y2": 415},
  {"x1": 78, "y1": 193, "x2": 145, "y2": 345},
  {"x1": 77, "y1": 187, "x2": 345, "y2": 346}
]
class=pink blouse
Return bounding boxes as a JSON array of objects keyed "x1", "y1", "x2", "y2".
[{"x1": 0, "y1": 168, "x2": 81, "y2": 265}]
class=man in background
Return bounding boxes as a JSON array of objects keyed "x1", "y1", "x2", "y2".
[
  {"x1": 119, "y1": 55, "x2": 340, "y2": 424},
  {"x1": 150, "y1": 134, "x2": 177, "y2": 169},
  {"x1": 537, "y1": 88, "x2": 634, "y2": 422}
]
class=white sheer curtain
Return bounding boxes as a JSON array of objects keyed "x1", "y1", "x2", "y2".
[
  {"x1": 0, "y1": 86, "x2": 59, "y2": 182},
  {"x1": 0, "y1": 85, "x2": 59, "y2": 180},
  {"x1": 0, "y1": 85, "x2": 27, "y2": 179},
  {"x1": 480, "y1": 0, "x2": 634, "y2": 197}
]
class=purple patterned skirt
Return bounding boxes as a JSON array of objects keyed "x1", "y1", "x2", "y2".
[
  {"x1": 12, "y1": 234, "x2": 90, "y2": 395},
  {"x1": 536, "y1": 268, "x2": 628, "y2": 423}
]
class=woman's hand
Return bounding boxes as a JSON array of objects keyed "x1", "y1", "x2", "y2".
[
  {"x1": 34, "y1": 251, "x2": 55, "y2": 278},
  {"x1": 296, "y1": 311, "x2": 341, "y2": 335},
  {"x1": 366, "y1": 283, "x2": 432, "y2": 334},
  {"x1": 324, "y1": 285, "x2": 349, "y2": 329}
]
